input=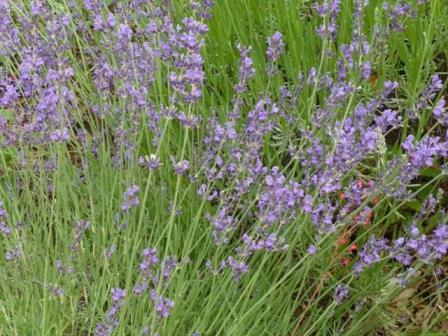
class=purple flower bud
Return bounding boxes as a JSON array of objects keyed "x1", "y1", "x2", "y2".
[
  {"x1": 140, "y1": 248, "x2": 159, "y2": 278},
  {"x1": 433, "y1": 99, "x2": 445, "y2": 118},
  {"x1": 375, "y1": 109, "x2": 401, "y2": 131},
  {"x1": 307, "y1": 245, "x2": 317, "y2": 255},
  {"x1": 49, "y1": 128, "x2": 70, "y2": 143},
  {"x1": 139, "y1": 154, "x2": 161, "y2": 171},
  {"x1": 383, "y1": 81, "x2": 398, "y2": 96},
  {"x1": 5, "y1": 246, "x2": 21, "y2": 261},
  {"x1": 0, "y1": 85, "x2": 18, "y2": 107},
  {"x1": 150, "y1": 289, "x2": 175, "y2": 319},
  {"x1": 111, "y1": 288, "x2": 126, "y2": 303},
  {"x1": 362, "y1": 61, "x2": 371, "y2": 80},
  {"x1": 227, "y1": 256, "x2": 249, "y2": 281},
  {"x1": 104, "y1": 244, "x2": 116, "y2": 260},
  {"x1": 107, "y1": 13, "x2": 115, "y2": 28},
  {"x1": 116, "y1": 24, "x2": 132, "y2": 43},
  {"x1": 334, "y1": 284, "x2": 349, "y2": 305},
  {"x1": 95, "y1": 323, "x2": 113, "y2": 336},
  {"x1": 121, "y1": 185, "x2": 140, "y2": 212},
  {"x1": 133, "y1": 282, "x2": 148, "y2": 295},
  {"x1": 46, "y1": 283, "x2": 64, "y2": 298},
  {"x1": 162, "y1": 257, "x2": 177, "y2": 279},
  {"x1": 172, "y1": 159, "x2": 190, "y2": 175}
]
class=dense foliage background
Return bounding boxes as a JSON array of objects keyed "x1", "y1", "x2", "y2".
[{"x1": 1, "y1": 0, "x2": 448, "y2": 335}]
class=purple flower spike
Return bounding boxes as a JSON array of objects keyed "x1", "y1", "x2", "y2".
[
  {"x1": 266, "y1": 31, "x2": 284, "y2": 63},
  {"x1": 96, "y1": 287, "x2": 126, "y2": 335},
  {"x1": 234, "y1": 44, "x2": 255, "y2": 95},
  {"x1": 140, "y1": 247, "x2": 159, "y2": 278}
]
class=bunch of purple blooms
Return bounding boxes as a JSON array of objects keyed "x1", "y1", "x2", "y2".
[
  {"x1": 194, "y1": 12, "x2": 448, "y2": 294},
  {"x1": 134, "y1": 247, "x2": 177, "y2": 320}
]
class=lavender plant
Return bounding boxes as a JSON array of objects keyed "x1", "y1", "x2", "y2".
[{"x1": 0, "y1": 0, "x2": 447, "y2": 335}]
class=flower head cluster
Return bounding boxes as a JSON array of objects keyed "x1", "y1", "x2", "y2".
[
  {"x1": 384, "y1": 1, "x2": 414, "y2": 32},
  {"x1": 257, "y1": 167, "x2": 303, "y2": 226},
  {"x1": 139, "y1": 154, "x2": 161, "y2": 171},
  {"x1": 392, "y1": 224, "x2": 448, "y2": 265},
  {"x1": 172, "y1": 158, "x2": 190, "y2": 175},
  {"x1": 150, "y1": 289, "x2": 175, "y2": 318},
  {"x1": 334, "y1": 284, "x2": 350, "y2": 305},
  {"x1": 121, "y1": 185, "x2": 140, "y2": 212},
  {"x1": 433, "y1": 99, "x2": 447, "y2": 126},
  {"x1": 133, "y1": 247, "x2": 177, "y2": 320},
  {"x1": 5, "y1": 245, "x2": 21, "y2": 262},
  {"x1": 402, "y1": 135, "x2": 448, "y2": 168},
  {"x1": 166, "y1": 16, "x2": 209, "y2": 103}
]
